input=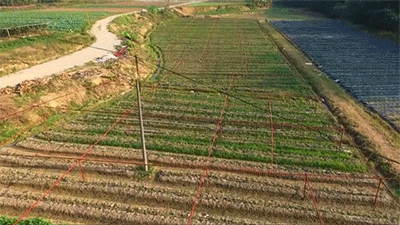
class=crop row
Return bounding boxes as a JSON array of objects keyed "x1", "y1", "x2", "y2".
[
  {"x1": 41, "y1": 129, "x2": 353, "y2": 161},
  {"x1": 50, "y1": 120, "x2": 350, "y2": 155},
  {"x1": 10, "y1": 138, "x2": 362, "y2": 182},
  {"x1": 0, "y1": 190, "x2": 263, "y2": 225},
  {"x1": 0, "y1": 165, "x2": 397, "y2": 224},
  {"x1": 0, "y1": 156, "x2": 387, "y2": 207},
  {"x1": 63, "y1": 118, "x2": 342, "y2": 144},
  {"x1": 11, "y1": 138, "x2": 375, "y2": 185},
  {"x1": 26, "y1": 130, "x2": 366, "y2": 172}
]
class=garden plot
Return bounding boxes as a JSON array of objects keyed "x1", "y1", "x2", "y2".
[{"x1": 0, "y1": 18, "x2": 399, "y2": 224}]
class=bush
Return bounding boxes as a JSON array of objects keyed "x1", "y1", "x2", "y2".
[
  {"x1": 135, "y1": 165, "x2": 156, "y2": 179},
  {"x1": 120, "y1": 30, "x2": 137, "y2": 41},
  {"x1": 148, "y1": 6, "x2": 159, "y2": 14}
]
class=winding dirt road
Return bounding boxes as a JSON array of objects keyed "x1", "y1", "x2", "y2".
[
  {"x1": 0, "y1": 13, "x2": 127, "y2": 89},
  {"x1": 0, "y1": 1, "x2": 203, "y2": 90}
]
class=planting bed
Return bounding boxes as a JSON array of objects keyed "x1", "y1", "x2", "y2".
[
  {"x1": 1, "y1": 18, "x2": 399, "y2": 224},
  {"x1": 271, "y1": 19, "x2": 400, "y2": 129}
]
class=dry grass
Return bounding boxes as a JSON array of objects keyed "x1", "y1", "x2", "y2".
[{"x1": 0, "y1": 32, "x2": 94, "y2": 77}]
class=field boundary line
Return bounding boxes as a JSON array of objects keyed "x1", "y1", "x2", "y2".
[
  {"x1": 305, "y1": 174, "x2": 324, "y2": 225},
  {"x1": 187, "y1": 74, "x2": 236, "y2": 225}
]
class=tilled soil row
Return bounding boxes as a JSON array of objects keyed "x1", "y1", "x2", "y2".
[
  {"x1": 0, "y1": 189, "x2": 264, "y2": 225},
  {"x1": 155, "y1": 170, "x2": 396, "y2": 206},
  {"x1": 15, "y1": 138, "x2": 377, "y2": 185},
  {"x1": 0, "y1": 166, "x2": 398, "y2": 224},
  {"x1": 0, "y1": 153, "x2": 392, "y2": 207}
]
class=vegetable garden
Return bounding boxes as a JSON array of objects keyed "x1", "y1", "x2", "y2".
[
  {"x1": 0, "y1": 11, "x2": 110, "y2": 31},
  {"x1": 0, "y1": 17, "x2": 399, "y2": 224}
]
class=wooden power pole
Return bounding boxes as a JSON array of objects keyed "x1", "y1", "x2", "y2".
[{"x1": 135, "y1": 55, "x2": 148, "y2": 171}]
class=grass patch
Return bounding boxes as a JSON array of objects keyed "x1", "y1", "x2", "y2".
[
  {"x1": 0, "y1": 124, "x2": 20, "y2": 143},
  {"x1": 112, "y1": 14, "x2": 137, "y2": 27},
  {"x1": 0, "y1": 215, "x2": 56, "y2": 225},
  {"x1": 46, "y1": 114, "x2": 63, "y2": 127}
]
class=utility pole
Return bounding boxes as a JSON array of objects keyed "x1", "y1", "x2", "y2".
[
  {"x1": 269, "y1": 95, "x2": 274, "y2": 167},
  {"x1": 135, "y1": 55, "x2": 148, "y2": 171}
]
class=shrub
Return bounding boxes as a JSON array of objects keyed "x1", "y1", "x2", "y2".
[
  {"x1": 120, "y1": 30, "x2": 137, "y2": 41},
  {"x1": 148, "y1": 6, "x2": 159, "y2": 14}
]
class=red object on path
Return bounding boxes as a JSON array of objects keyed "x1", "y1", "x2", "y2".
[{"x1": 114, "y1": 47, "x2": 127, "y2": 58}]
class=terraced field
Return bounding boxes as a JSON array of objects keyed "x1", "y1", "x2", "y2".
[{"x1": 1, "y1": 18, "x2": 399, "y2": 224}]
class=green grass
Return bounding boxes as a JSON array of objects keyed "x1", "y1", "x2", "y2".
[
  {"x1": 0, "y1": 124, "x2": 20, "y2": 143},
  {"x1": 0, "y1": 215, "x2": 56, "y2": 225},
  {"x1": 46, "y1": 114, "x2": 63, "y2": 127}
]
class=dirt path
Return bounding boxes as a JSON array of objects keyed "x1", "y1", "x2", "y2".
[
  {"x1": 0, "y1": 13, "x2": 131, "y2": 90},
  {"x1": 0, "y1": 1, "x2": 203, "y2": 90}
]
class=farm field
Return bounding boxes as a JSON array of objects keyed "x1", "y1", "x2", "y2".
[
  {"x1": 0, "y1": 17, "x2": 399, "y2": 224},
  {"x1": 0, "y1": 10, "x2": 112, "y2": 76},
  {"x1": 271, "y1": 19, "x2": 400, "y2": 129},
  {"x1": 0, "y1": 11, "x2": 110, "y2": 32}
]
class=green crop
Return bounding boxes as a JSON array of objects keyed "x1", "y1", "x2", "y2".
[{"x1": 0, "y1": 11, "x2": 110, "y2": 31}]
